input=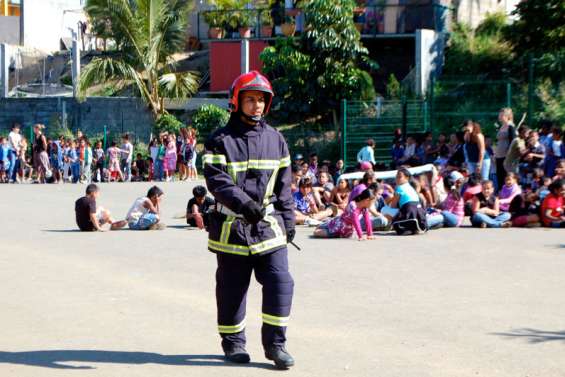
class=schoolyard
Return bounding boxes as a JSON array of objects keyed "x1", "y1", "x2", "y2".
[{"x1": 0, "y1": 181, "x2": 563, "y2": 377}]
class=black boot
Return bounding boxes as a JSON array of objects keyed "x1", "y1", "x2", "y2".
[
  {"x1": 224, "y1": 344, "x2": 250, "y2": 364},
  {"x1": 265, "y1": 345, "x2": 294, "y2": 369}
]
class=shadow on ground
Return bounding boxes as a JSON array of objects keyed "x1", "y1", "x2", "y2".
[
  {"x1": 0, "y1": 350, "x2": 274, "y2": 370},
  {"x1": 492, "y1": 328, "x2": 565, "y2": 344}
]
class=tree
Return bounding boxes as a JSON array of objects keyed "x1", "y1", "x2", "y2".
[
  {"x1": 506, "y1": 0, "x2": 565, "y2": 55},
  {"x1": 261, "y1": 0, "x2": 377, "y2": 120},
  {"x1": 442, "y1": 13, "x2": 515, "y2": 78},
  {"x1": 79, "y1": 0, "x2": 200, "y2": 117}
]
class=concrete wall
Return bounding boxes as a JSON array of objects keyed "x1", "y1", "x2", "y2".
[
  {"x1": 415, "y1": 29, "x2": 445, "y2": 96},
  {"x1": 21, "y1": 0, "x2": 86, "y2": 52},
  {"x1": 447, "y1": 0, "x2": 520, "y2": 28},
  {"x1": 0, "y1": 15, "x2": 19, "y2": 45},
  {"x1": 0, "y1": 97, "x2": 155, "y2": 141}
]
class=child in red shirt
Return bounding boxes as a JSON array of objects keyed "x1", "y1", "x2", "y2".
[{"x1": 541, "y1": 179, "x2": 565, "y2": 228}]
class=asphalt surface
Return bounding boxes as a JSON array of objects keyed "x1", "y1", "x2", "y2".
[{"x1": 0, "y1": 181, "x2": 564, "y2": 377}]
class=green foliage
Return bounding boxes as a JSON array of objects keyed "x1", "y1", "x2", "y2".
[
  {"x1": 260, "y1": 0, "x2": 377, "y2": 120},
  {"x1": 46, "y1": 114, "x2": 73, "y2": 139},
  {"x1": 154, "y1": 113, "x2": 184, "y2": 135},
  {"x1": 386, "y1": 74, "x2": 400, "y2": 99},
  {"x1": 134, "y1": 141, "x2": 149, "y2": 159},
  {"x1": 506, "y1": 0, "x2": 565, "y2": 55},
  {"x1": 192, "y1": 104, "x2": 230, "y2": 135},
  {"x1": 81, "y1": 0, "x2": 200, "y2": 117},
  {"x1": 442, "y1": 15, "x2": 515, "y2": 77},
  {"x1": 203, "y1": 10, "x2": 226, "y2": 28},
  {"x1": 537, "y1": 80, "x2": 565, "y2": 125}
]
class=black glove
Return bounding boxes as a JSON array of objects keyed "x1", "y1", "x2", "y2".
[
  {"x1": 286, "y1": 228, "x2": 296, "y2": 244},
  {"x1": 241, "y1": 200, "x2": 265, "y2": 225}
]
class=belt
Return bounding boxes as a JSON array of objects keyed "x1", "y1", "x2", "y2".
[{"x1": 215, "y1": 203, "x2": 275, "y2": 219}]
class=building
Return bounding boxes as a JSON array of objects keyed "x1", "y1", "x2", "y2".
[
  {"x1": 192, "y1": 0, "x2": 521, "y2": 96},
  {"x1": 0, "y1": 0, "x2": 85, "y2": 52}
]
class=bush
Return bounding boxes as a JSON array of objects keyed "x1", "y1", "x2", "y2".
[
  {"x1": 192, "y1": 104, "x2": 230, "y2": 136},
  {"x1": 134, "y1": 141, "x2": 149, "y2": 159},
  {"x1": 154, "y1": 113, "x2": 184, "y2": 135}
]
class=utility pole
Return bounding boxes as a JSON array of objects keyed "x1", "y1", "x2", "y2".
[
  {"x1": 240, "y1": 39, "x2": 249, "y2": 74},
  {"x1": 0, "y1": 43, "x2": 9, "y2": 98}
]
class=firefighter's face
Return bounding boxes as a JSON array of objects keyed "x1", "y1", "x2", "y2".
[{"x1": 240, "y1": 90, "x2": 266, "y2": 119}]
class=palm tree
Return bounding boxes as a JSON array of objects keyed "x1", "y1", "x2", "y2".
[{"x1": 79, "y1": 0, "x2": 199, "y2": 117}]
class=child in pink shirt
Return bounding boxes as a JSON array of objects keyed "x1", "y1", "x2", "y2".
[{"x1": 314, "y1": 188, "x2": 375, "y2": 240}]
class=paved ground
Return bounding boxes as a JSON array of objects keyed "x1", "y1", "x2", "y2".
[{"x1": 0, "y1": 181, "x2": 564, "y2": 377}]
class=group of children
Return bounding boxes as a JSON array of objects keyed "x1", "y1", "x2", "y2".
[
  {"x1": 1, "y1": 124, "x2": 200, "y2": 184},
  {"x1": 74, "y1": 183, "x2": 215, "y2": 232},
  {"x1": 292, "y1": 116, "x2": 564, "y2": 239}
]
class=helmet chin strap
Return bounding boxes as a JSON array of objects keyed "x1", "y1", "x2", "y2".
[{"x1": 239, "y1": 111, "x2": 263, "y2": 123}]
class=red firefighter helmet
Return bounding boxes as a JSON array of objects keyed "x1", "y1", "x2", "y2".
[{"x1": 229, "y1": 70, "x2": 274, "y2": 114}]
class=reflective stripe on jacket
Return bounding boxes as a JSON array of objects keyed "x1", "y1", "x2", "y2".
[{"x1": 203, "y1": 116, "x2": 294, "y2": 257}]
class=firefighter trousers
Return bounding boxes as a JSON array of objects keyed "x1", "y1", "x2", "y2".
[{"x1": 216, "y1": 247, "x2": 294, "y2": 350}]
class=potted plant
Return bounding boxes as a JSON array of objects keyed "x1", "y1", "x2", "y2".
[
  {"x1": 236, "y1": 10, "x2": 254, "y2": 38},
  {"x1": 203, "y1": 10, "x2": 225, "y2": 39},
  {"x1": 281, "y1": 15, "x2": 295, "y2": 37},
  {"x1": 260, "y1": 10, "x2": 273, "y2": 38}
]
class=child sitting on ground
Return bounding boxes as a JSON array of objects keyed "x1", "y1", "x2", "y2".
[
  {"x1": 74, "y1": 184, "x2": 127, "y2": 231},
  {"x1": 540, "y1": 179, "x2": 565, "y2": 228},
  {"x1": 126, "y1": 186, "x2": 165, "y2": 230},
  {"x1": 389, "y1": 168, "x2": 428, "y2": 234},
  {"x1": 330, "y1": 178, "x2": 351, "y2": 211},
  {"x1": 470, "y1": 180, "x2": 512, "y2": 228},
  {"x1": 313, "y1": 188, "x2": 375, "y2": 240},
  {"x1": 509, "y1": 190, "x2": 541, "y2": 227},
  {"x1": 186, "y1": 185, "x2": 215, "y2": 229},
  {"x1": 498, "y1": 172, "x2": 522, "y2": 212},
  {"x1": 293, "y1": 177, "x2": 334, "y2": 226}
]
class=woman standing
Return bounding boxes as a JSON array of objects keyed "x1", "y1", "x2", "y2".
[
  {"x1": 32, "y1": 124, "x2": 51, "y2": 183},
  {"x1": 186, "y1": 127, "x2": 198, "y2": 180},
  {"x1": 463, "y1": 120, "x2": 490, "y2": 181},
  {"x1": 163, "y1": 133, "x2": 177, "y2": 181},
  {"x1": 494, "y1": 108, "x2": 516, "y2": 190}
]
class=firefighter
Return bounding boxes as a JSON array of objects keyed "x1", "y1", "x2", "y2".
[{"x1": 203, "y1": 71, "x2": 296, "y2": 369}]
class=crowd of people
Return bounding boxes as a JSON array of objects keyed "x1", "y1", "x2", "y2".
[
  {"x1": 292, "y1": 108, "x2": 564, "y2": 237},
  {"x1": 0, "y1": 124, "x2": 199, "y2": 184}
]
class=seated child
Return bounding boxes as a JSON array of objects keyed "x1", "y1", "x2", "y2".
[
  {"x1": 132, "y1": 153, "x2": 148, "y2": 181},
  {"x1": 540, "y1": 179, "x2": 564, "y2": 228},
  {"x1": 429, "y1": 170, "x2": 465, "y2": 228},
  {"x1": 330, "y1": 178, "x2": 351, "y2": 211},
  {"x1": 470, "y1": 180, "x2": 511, "y2": 228},
  {"x1": 462, "y1": 173, "x2": 482, "y2": 216},
  {"x1": 509, "y1": 190, "x2": 541, "y2": 227},
  {"x1": 186, "y1": 185, "x2": 215, "y2": 229},
  {"x1": 313, "y1": 171, "x2": 334, "y2": 208},
  {"x1": 389, "y1": 168, "x2": 428, "y2": 234},
  {"x1": 75, "y1": 184, "x2": 127, "y2": 231},
  {"x1": 313, "y1": 188, "x2": 375, "y2": 240},
  {"x1": 126, "y1": 186, "x2": 165, "y2": 230},
  {"x1": 293, "y1": 177, "x2": 334, "y2": 226},
  {"x1": 498, "y1": 172, "x2": 522, "y2": 212}
]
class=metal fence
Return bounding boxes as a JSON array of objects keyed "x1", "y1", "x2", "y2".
[
  {"x1": 341, "y1": 98, "x2": 429, "y2": 167},
  {"x1": 341, "y1": 78, "x2": 535, "y2": 168}
]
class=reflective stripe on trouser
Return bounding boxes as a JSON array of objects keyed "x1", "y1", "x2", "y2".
[{"x1": 216, "y1": 248, "x2": 294, "y2": 350}]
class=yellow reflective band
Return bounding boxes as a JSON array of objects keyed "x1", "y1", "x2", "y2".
[
  {"x1": 226, "y1": 159, "x2": 282, "y2": 171},
  {"x1": 265, "y1": 215, "x2": 284, "y2": 239},
  {"x1": 218, "y1": 319, "x2": 246, "y2": 334},
  {"x1": 279, "y1": 156, "x2": 291, "y2": 168},
  {"x1": 220, "y1": 215, "x2": 235, "y2": 244},
  {"x1": 208, "y1": 240, "x2": 250, "y2": 256},
  {"x1": 249, "y1": 235, "x2": 287, "y2": 255},
  {"x1": 262, "y1": 313, "x2": 290, "y2": 327},
  {"x1": 202, "y1": 154, "x2": 227, "y2": 166}
]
